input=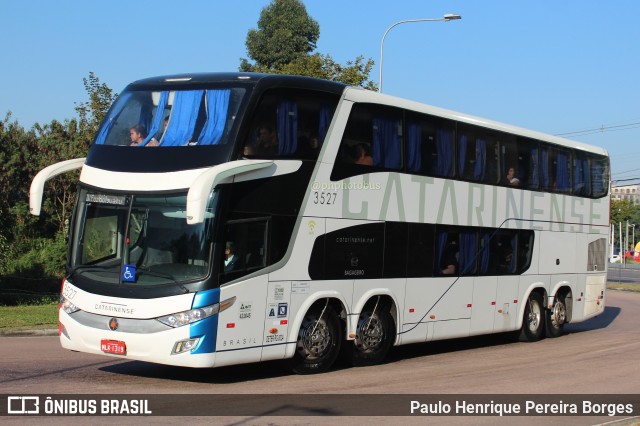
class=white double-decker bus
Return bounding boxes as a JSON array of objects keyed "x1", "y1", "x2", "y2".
[{"x1": 31, "y1": 73, "x2": 610, "y2": 373}]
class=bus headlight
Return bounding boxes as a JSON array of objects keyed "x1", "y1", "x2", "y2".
[
  {"x1": 60, "y1": 295, "x2": 80, "y2": 314},
  {"x1": 156, "y1": 296, "x2": 235, "y2": 328}
]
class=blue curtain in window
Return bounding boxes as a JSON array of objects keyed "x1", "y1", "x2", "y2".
[
  {"x1": 541, "y1": 148, "x2": 550, "y2": 189},
  {"x1": 94, "y1": 92, "x2": 133, "y2": 145},
  {"x1": 459, "y1": 231, "x2": 477, "y2": 275},
  {"x1": 458, "y1": 134, "x2": 467, "y2": 176},
  {"x1": 436, "y1": 129, "x2": 454, "y2": 176},
  {"x1": 407, "y1": 122, "x2": 422, "y2": 172},
  {"x1": 592, "y1": 162, "x2": 604, "y2": 196},
  {"x1": 372, "y1": 117, "x2": 401, "y2": 169},
  {"x1": 480, "y1": 233, "x2": 491, "y2": 274},
  {"x1": 139, "y1": 91, "x2": 168, "y2": 146},
  {"x1": 508, "y1": 234, "x2": 517, "y2": 273},
  {"x1": 197, "y1": 89, "x2": 230, "y2": 145},
  {"x1": 529, "y1": 146, "x2": 539, "y2": 188},
  {"x1": 556, "y1": 152, "x2": 570, "y2": 192},
  {"x1": 318, "y1": 105, "x2": 332, "y2": 145},
  {"x1": 474, "y1": 138, "x2": 487, "y2": 181},
  {"x1": 582, "y1": 158, "x2": 591, "y2": 196},
  {"x1": 435, "y1": 231, "x2": 448, "y2": 276},
  {"x1": 162, "y1": 90, "x2": 204, "y2": 146},
  {"x1": 139, "y1": 105, "x2": 153, "y2": 136},
  {"x1": 574, "y1": 157, "x2": 590, "y2": 196},
  {"x1": 277, "y1": 100, "x2": 298, "y2": 155}
]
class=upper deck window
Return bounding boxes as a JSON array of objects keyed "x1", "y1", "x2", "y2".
[
  {"x1": 242, "y1": 89, "x2": 339, "y2": 160},
  {"x1": 94, "y1": 88, "x2": 247, "y2": 147}
]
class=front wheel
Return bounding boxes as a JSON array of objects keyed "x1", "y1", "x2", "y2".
[
  {"x1": 519, "y1": 292, "x2": 545, "y2": 342},
  {"x1": 289, "y1": 304, "x2": 341, "y2": 374},
  {"x1": 343, "y1": 303, "x2": 395, "y2": 367},
  {"x1": 545, "y1": 293, "x2": 569, "y2": 338}
]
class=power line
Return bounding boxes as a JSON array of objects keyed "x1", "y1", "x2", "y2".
[{"x1": 555, "y1": 121, "x2": 640, "y2": 137}]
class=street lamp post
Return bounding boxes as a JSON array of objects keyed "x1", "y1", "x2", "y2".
[{"x1": 379, "y1": 13, "x2": 461, "y2": 93}]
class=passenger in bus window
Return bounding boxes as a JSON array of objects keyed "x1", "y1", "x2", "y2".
[
  {"x1": 224, "y1": 241, "x2": 237, "y2": 272},
  {"x1": 353, "y1": 143, "x2": 374, "y2": 165},
  {"x1": 129, "y1": 124, "x2": 148, "y2": 146},
  {"x1": 244, "y1": 124, "x2": 278, "y2": 156},
  {"x1": 147, "y1": 117, "x2": 169, "y2": 147},
  {"x1": 497, "y1": 238, "x2": 514, "y2": 273},
  {"x1": 299, "y1": 133, "x2": 321, "y2": 159},
  {"x1": 504, "y1": 167, "x2": 520, "y2": 186},
  {"x1": 441, "y1": 241, "x2": 458, "y2": 275}
]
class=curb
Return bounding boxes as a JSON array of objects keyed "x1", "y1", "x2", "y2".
[{"x1": 0, "y1": 328, "x2": 58, "y2": 337}]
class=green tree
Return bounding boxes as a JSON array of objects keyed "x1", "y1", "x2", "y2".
[
  {"x1": 242, "y1": 0, "x2": 319, "y2": 70},
  {"x1": 75, "y1": 71, "x2": 117, "y2": 141},
  {"x1": 611, "y1": 199, "x2": 637, "y2": 225},
  {"x1": 240, "y1": 0, "x2": 377, "y2": 90},
  {"x1": 610, "y1": 199, "x2": 640, "y2": 251},
  {"x1": 0, "y1": 72, "x2": 114, "y2": 282}
]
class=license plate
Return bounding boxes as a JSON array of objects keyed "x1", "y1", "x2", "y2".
[{"x1": 101, "y1": 339, "x2": 126, "y2": 355}]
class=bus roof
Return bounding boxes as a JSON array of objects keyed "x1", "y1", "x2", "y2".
[{"x1": 127, "y1": 72, "x2": 347, "y2": 95}]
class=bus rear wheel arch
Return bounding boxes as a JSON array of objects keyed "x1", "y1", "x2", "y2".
[
  {"x1": 343, "y1": 296, "x2": 396, "y2": 367},
  {"x1": 289, "y1": 299, "x2": 343, "y2": 374}
]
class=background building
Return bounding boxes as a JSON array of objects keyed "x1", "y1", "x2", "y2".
[{"x1": 612, "y1": 184, "x2": 640, "y2": 205}]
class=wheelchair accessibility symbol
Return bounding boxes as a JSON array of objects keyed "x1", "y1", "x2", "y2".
[{"x1": 122, "y1": 265, "x2": 136, "y2": 282}]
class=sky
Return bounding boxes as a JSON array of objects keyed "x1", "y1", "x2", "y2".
[{"x1": 1, "y1": 0, "x2": 639, "y2": 182}]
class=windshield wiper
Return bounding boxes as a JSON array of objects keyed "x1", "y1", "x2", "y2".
[{"x1": 135, "y1": 267, "x2": 189, "y2": 294}]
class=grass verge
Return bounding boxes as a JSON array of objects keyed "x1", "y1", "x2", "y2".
[
  {"x1": 607, "y1": 282, "x2": 640, "y2": 292},
  {"x1": 0, "y1": 303, "x2": 58, "y2": 329}
]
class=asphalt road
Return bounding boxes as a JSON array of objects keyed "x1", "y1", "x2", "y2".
[{"x1": 1, "y1": 290, "x2": 640, "y2": 425}]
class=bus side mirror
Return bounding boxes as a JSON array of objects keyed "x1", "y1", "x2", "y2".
[
  {"x1": 186, "y1": 159, "x2": 273, "y2": 224},
  {"x1": 29, "y1": 157, "x2": 86, "y2": 216}
]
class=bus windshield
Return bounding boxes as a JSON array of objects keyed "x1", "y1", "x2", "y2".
[
  {"x1": 70, "y1": 188, "x2": 217, "y2": 287},
  {"x1": 94, "y1": 87, "x2": 247, "y2": 147}
]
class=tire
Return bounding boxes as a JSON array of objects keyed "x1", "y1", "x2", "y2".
[
  {"x1": 343, "y1": 303, "x2": 395, "y2": 367},
  {"x1": 519, "y1": 291, "x2": 545, "y2": 342},
  {"x1": 545, "y1": 293, "x2": 568, "y2": 338},
  {"x1": 290, "y1": 304, "x2": 341, "y2": 374}
]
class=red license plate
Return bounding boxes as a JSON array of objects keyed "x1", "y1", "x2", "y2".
[{"x1": 101, "y1": 339, "x2": 126, "y2": 355}]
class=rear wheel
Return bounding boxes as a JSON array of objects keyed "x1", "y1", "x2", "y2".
[
  {"x1": 290, "y1": 303, "x2": 341, "y2": 374},
  {"x1": 343, "y1": 300, "x2": 395, "y2": 367},
  {"x1": 545, "y1": 292, "x2": 568, "y2": 338},
  {"x1": 519, "y1": 292, "x2": 544, "y2": 342}
]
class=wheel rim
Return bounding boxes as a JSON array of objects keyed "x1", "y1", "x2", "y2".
[
  {"x1": 551, "y1": 299, "x2": 566, "y2": 329},
  {"x1": 527, "y1": 299, "x2": 541, "y2": 333},
  {"x1": 297, "y1": 316, "x2": 331, "y2": 360},
  {"x1": 355, "y1": 312, "x2": 384, "y2": 353}
]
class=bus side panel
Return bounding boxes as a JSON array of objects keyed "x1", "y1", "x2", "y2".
[
  {"x1": 493, "y1": 276, "x2": 519, "y2": 332},
  {"x1": 214, "y1": 275, "x2": 268, "y2": 367},
  {"x1": 537, "y1": 231, "x2": 577, "y2": 275},
  {"x1": 260, "y1": 281, "x2": 292, "y2": 361},
  {"x1": 579, "y1": 274, "x2": 606, "y2": 321},
  {"x1": 401, "y1": 278, "x2": 430, "y2": 344},
  {"x1": 470, "y1": 276, "x2": 498, "y2": 336},
  {"x1": 423, "y1": 277, "x2": 473, "y2": 341}
]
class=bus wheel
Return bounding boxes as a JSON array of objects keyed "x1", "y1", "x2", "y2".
[
  {"x1": 545, "y1": 293, "x2": 568, "y2": 338},
  {"x1": 290, "y1": 304, "x2": 341, "y2": 374},
  {"x1": 519, "y1": 292, "x2": 544, "y2": 342},
  {"x1": 344, "y1": 303, "x2": 395, "y2": 367}
]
